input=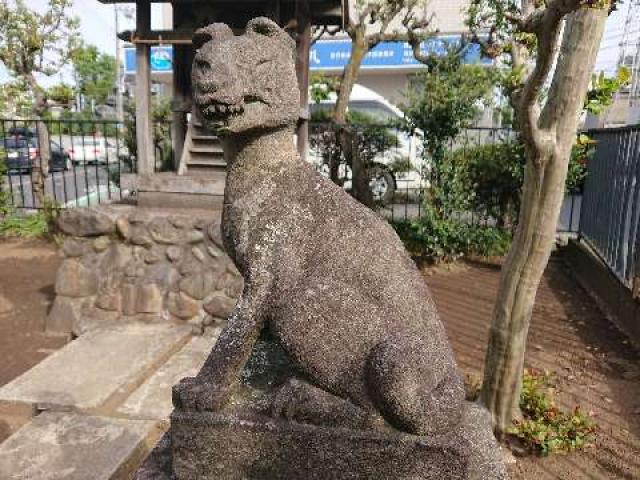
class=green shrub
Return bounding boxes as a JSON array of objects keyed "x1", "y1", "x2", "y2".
[
  {"x1": 392, "y1": 211, "x2": 512, "y2": 263},
  {"x1": 509, "y1": 369, "x2": 597, "y2": 456},
  {"x1": 0, "y1": 198, "x2": 57, "y2": 238},
  {"x1": 0, "y1": 211, "x2": 49, "y2": 237}
]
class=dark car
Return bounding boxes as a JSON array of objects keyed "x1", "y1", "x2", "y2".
[{"x1": 2, "y1": 137, "x2": 70, "y2": 174}]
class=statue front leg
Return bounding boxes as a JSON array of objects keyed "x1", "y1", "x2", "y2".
[{"x1": 172, "y1": 280, "x2": 270, "y2": 412}]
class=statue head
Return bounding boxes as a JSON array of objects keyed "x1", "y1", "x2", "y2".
[{"x1": 191, "y1": 17, "x2": 299, "y2": 136}]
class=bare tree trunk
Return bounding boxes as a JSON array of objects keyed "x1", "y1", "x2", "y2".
[
  {"x1": 26, "y1": 74, "x2": 51, "y2": 208},
  {"x1": 480, "y1": 8, "x2": 607, "y2": 435}
]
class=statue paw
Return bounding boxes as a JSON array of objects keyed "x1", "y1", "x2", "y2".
[{"x1": 172, "y1": 377, "x2": 230, "y2": 412}]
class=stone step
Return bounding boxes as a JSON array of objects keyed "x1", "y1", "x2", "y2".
[
  {"x1": 118, "y1": 328, "x2": 222, "y2": 421},
  {"x1": 189, "y1": 145, "x2": 224, "y2": 155},
  {"x1": 0, "y1": 411, "x2": 160, "y2": 480},
  {"x1": 0, "y1": 324, "x2": 192, "y2": 419}
]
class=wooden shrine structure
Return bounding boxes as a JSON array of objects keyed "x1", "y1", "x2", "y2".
[{"x1": 98, "y1": 0, "x2": 351, "y2": 207}]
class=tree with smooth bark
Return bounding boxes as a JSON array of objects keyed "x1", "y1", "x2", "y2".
[
  {"x1": 314, "y1": 0, "x2": 434, "y2": 207},
  {"x1": 0, "y1": 0, "x2": 80, "y2": 204},
  {"x1": 467, "y1": 0, "x2": 611, "y2": 435}
]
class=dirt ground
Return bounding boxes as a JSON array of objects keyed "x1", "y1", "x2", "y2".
[
  {"x1": 0, "y1": 237, "x2": 638, "y2": 478},
  {"x1": 426, "y1": 256, "x2": 640, "y2": 480},
  {"x1": 0, "y1": 238, "x2": 67, "y2": 388}
]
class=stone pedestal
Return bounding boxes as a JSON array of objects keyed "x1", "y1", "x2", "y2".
[
  {"x1": 135, "y1": 341, "x2": 508, "y2": 480},
  {"x1": 167, "y1": 404, "x2": 507, "y2": 480},
  {"x1": 120, "y1": 172, "x2": 226, "y2": 209}
]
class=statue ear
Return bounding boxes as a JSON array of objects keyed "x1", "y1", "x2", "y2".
[
  {"x1": 193, "y1": 23, "x2": 234, "y2": 49},
  {"x1": 246, "y1": 17, "x2": 295, "y2": 51}
]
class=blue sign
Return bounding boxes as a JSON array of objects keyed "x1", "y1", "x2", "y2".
[
  {"x1": 310, "y1": 37, "x2": 490, "y2": 71},
  {"x1": 124, "y1": 46, "x2": 174, "y2": 74},
  {"x1": 123, "y1": 36, "x2": 489, "y2": 75}
]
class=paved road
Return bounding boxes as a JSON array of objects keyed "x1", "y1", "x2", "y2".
[{"x1": 3, "y1": 164, "x2": 126, "y2": 209}]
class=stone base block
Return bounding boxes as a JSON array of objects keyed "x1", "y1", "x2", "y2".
[
  {"x1": 0, "y1": 412, "x2": 159, "y2": 480},
  {"x1": 138, "y1": 403, "x2": 507, "y2": 480},
  {"x1": 0, "y1": 324, "x2": 191, "y2": 413}
]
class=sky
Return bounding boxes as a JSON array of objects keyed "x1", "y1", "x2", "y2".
[{"x1": 0, "y1": 0, "x2": 636, "y2": 87}]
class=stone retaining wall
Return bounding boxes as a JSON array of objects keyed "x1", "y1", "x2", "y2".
[{"x1": 48, "y1": 205, "x2": 242, "y2": 336}]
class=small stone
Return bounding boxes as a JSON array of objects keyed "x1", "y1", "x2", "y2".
[
  {"x1": 226, "y1": 263, "x2": 241, "y2": 277},
  {"x1": 167, "y1": 292, "x2": 201, "y2": 319},
  {"x1": 57, "y1": 208, "x2": 115, "y2": 237},
  {"x1": 194, "y1": 218, "x2": 208, "y2": 230},
  {"x1": 55, "y1": 259, "x2": 98, "y2": 297},
  {"x1": 144, "y1": 250, "x2": 161, "y2": 264},
  {"x1": 62, "y1": 238, "x2": 85, "y2": 258},
  {"x1": 207, "y1": 245, "x2": 222, "y2": 258},
  {"x1": 534, "y1": 345, "x2": 544, "y2": 352},
  {"x1": 93, "y1": 236, "x2": 111, "y2": 252},
  {"x1": 190, "y1": 323, "x2": 204, "y2": 335},
  {"x1": 122, "y1": 284, "x2": 137, "y2": 316},
  {"x1": 168, "y1": 216, "x2": 190, "y2": 229},
  {"x1": 179, "y1": 271, "x2": 215, "y2": 300},
  {"x1": 47, "y1": 296, "x2": 85, "y2": 334},
  {"x1": 149, "y1": 217, "x2": 182, "y2": 245},
  {"x1": 203, "y1": 293, "x2": 236, "y2": 318},
  {"x1": 147, "y1": 263, "x2": 181, "y2": 291},
  {"x1": 178, "y1": 255, "x2": 204, "y2": 276},
  {"x1": 136, "y1": 283, "x2": 163, "y2": 314},
  {"x1": 100, "y1": 244, "x2": 132, "y2": 272},
  {"x1": 95, "y1": 291, "x2": 122, "y2": 312},
  {"x1": 131, "y1": 230, "x2": 153, "y2": 247},
  {"x1": 166, "y1": 246, "x2": 182, "y2": 262},
  {"x1": 192, "y1": 246, "x2": 206, "y2": 262},
  {"x1": 129, "y1": 210, "x2": 151, "y2": 224},
  {"x1": 124, "y1": 264, "x2": 137, "y2": 278},
  {"x1": 188, "y1": 230, "x2": 205, "y2": 244},
  {"x1": 116, "y1": 218, "x2": 131, "y2": 240},
  {"x1": 220, "y1": 273, "x2": 244, "y2": 298},
  {"x1": 207, "y1": 221, "x2": 224, "y2": 248}
]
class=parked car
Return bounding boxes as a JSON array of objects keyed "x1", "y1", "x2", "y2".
[
  {"x1": 2, "y1": 137, "x2": 71, "y2": 174},
  {"x1": 308, "y1": 84, "x2": 425, "y2": 204},
  {"x1": 68, "y1": 137, "x2": 122, "y2": 165}
]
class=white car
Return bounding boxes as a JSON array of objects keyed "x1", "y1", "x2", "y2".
[
  {"x1": 68, "y1": 137, "x2": 123, "y2": 165},
  {"x1": 308, "y1": 84, "x2": 426, "y2": 204}
]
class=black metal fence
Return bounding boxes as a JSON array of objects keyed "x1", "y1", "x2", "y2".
[
  {"x1": 579, "y1": 124, "x2": 640, "y2": 288},
  {"x1": 0, "y1": 118, "x2": 173, "y2": 209},
  {"x1": 0, "y1": 118, "x2": 580, "y2": 235},
  {"x1": 309, "y1": 123, "x2": 581, "y2": 232}
]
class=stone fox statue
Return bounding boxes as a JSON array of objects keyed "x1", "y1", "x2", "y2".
[{"x1": 173, "y1": 17, "x2": 465, "y2": 437}]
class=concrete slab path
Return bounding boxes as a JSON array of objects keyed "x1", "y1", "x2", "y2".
[
  {"x1": 118, "y1": 328, "x2": 221, "y2": 421},
  {"x1": 0, "y1": 324, "x2": 191, "y2": 414},
  {"x1": 0, "y1": 412, "x2": 160, "y2": 480}
]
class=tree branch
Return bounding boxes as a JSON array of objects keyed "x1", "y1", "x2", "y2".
[
  {"x1": 512, "y1": 0, "x2": 594, "y2": 161},
  {"x1": 402, "y1": 10, "x2": 437, "y2": 64}
]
